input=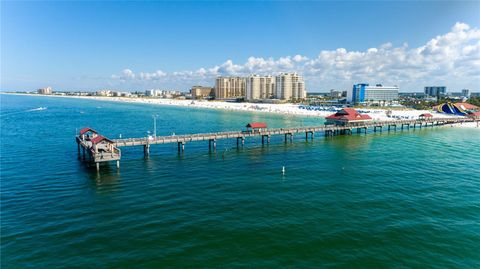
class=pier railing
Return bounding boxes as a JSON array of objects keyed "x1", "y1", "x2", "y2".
[{"x1": 111, "y1": 117, "x2": 475, "y2": 147}]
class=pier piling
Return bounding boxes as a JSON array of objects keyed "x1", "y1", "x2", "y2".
[{"x1": 143, "y1": 144, "x2": 150, "y2": 157}]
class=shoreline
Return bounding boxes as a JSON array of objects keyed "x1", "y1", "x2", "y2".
[{"x1": 3, "y1": 92, "x2": 478, "y2": 128}]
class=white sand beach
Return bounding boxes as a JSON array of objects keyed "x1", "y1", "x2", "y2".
[{"x1": 4, "y1": 93, "x2": 478, "y2": 128}]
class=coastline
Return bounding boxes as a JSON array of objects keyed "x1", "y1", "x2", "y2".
[{"x1": 3, "y1": 92, "x2": 477, "y2": 128}]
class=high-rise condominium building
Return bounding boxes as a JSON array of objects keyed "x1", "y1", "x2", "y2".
[
  {"x1": 461, "y1": 89, "x2": 470, "y2": 98},
  {"x1": 347, "y1": 84, "x2": 399, "y2": 104},
  {"x1": 246, "y1": 75, "x2": 276, "y2": 101},
  {"x1": 215, "y1": 77, "x2": 246, "y2": 99},
  {"x1": 424, "y1": 86, "x2": 446, "y2": 97},
  {"x1": 37, "y1": 86, "x2": 53, "y2": 95},
  {"x1": 275, "y1": 73, "x2": 306, "y2": 100}
]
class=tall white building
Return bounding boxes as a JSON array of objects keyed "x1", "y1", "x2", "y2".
[
  {"x1": 275, "y1": 73, "x2": 306, "y2": 100},
  {"x1": 215, "y1": 77, "x2": 246, "y2": 99},
  {"x1": 246, "y1": 75, "x2": 276, "y2": 101}
]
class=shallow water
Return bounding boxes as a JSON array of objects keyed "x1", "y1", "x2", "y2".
[{"x1": 1, "y1": 94, "x2": 479, "y2": 268}]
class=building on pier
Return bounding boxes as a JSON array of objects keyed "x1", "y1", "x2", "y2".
[
  {"x1": 79, "y1": 127, "x2": 99, "y2": 140},
  {"x1": 325, "y1": 108, "x2": 372, "y2": 126},
  {"x1": 419, "y1": 113, "x2": 433, "y2": 119},
  {"x1": 76, "y1": 127, "x2": 121, "y2": 170},
  {"x1": 246, "y1": 122, "x2": 268, "y2": 132}
]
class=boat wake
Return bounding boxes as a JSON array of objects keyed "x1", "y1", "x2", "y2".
[{"x1": 26, "y1": 107, "x2": 47, "y2": 112}]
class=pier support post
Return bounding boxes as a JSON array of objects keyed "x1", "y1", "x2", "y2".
[
  {"x1": 267, "y1": 135, "x2": 271, "y2": 144},
  {"x1": 209, "y1": 139, "x2": 216, "y2": 151},
  {"x1": 178, "y1": 142, "x2": 185, "y2": 152},
  {"x1": 116, "y1": 160, "x2": 120, "y2": 169},
  {"x1": 82, "y1": 147, "x2": 86, "y2": 160},
  {"x1": 144, "y1": 144, "x2": 150, "y2": 157},
  {"x1": 96, "y1": 162, "x2": 100, "y2": 171},
  {"x1": 237, "y1": 137, "x2": 245, "y2": 147}
]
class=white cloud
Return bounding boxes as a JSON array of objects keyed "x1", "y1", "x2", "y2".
[{"x1": 111, "y1": 22, "x2": 480, "y2": 91}]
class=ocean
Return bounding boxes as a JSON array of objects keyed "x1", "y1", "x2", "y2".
[{"x1": 1, "y1": 94, "x2": 479, "y2": 268}]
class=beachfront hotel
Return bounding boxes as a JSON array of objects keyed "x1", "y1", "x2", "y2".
[
  {"x1": 245, "y1": 75, "x2": 276, "y2": 101},
  {"x1": 347, "y1": 83, "x2": 399, "y2": 105},
  {"x1": 275, "y1": 73, "x2": 306, "y2": 100},
  {"x1": 215, "y1": 77, "x2": 246, "y2": 99}
]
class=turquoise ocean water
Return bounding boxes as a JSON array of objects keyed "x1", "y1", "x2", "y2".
[{"x1": 1, "y1": 94, "x2": 479, "y2": 268}]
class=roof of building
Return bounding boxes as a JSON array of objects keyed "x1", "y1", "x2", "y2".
[
  {"x1": 91, "y1": 135, "x2": 113, "y2": 144},
  {"x1": 79, "y1": 127, "x2": 97, "y2": 135},
  {"x1": 455, "y1": 102, "x2": 478, "y2": 110},
  {"x1": 468, "y1": 111, "x2": 480, "y2": 116},
  {"x1": 325, "y1": 108, "x2": 372, "y2": 121},
  {"x1": 419, "y1": 113, "x2": 433, "y2": 117},
  {"x1": 246, "y1": 122, "x2": 268, "y2": 129}
]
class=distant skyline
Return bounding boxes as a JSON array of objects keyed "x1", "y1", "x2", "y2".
[{"x1": 2, "y1": 1, "x2": 480, "y2": 92}]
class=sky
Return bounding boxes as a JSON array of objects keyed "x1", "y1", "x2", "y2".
[{"x1": 1, "y1": 0, "x2": 480, "y2": 92}]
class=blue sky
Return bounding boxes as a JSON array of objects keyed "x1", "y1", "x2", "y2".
[{"x1": 2, "y1": 1, "x2": 480, "y2": 92}]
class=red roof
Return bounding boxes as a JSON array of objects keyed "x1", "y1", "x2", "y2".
[
  {"x1": 325, "y1": 109, "x2": 372, "y2": 121},
  {"x1": 419, "y1": 113, "x2": 433, "y2": 117},
  {"x1": 90, "y1": 135, "x2": 113, "y2": 144},
  {"x1": 79, "y1": 127, "x2": 97, "y2": 135},
  {"x1": 468, "y1": 111, "x2": 480, "y2": 116},
  {"x1": 246, "y1": 122, "x2": 268, "y2": 129},
  {"x1": 455, "y1": 103, "x2": 478, "y2": 110}
]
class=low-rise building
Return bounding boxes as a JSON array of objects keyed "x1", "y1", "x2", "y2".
[
  {"x1": 325, "y1": 108, "x2": 372, "y2": 126},
  {"x1": 190, "y1": 86, "x2": 214, "y2": 99}
]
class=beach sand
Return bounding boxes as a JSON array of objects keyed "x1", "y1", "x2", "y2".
[{"x1": 4, "y1": 93, "x2": 477, "y2": 128}]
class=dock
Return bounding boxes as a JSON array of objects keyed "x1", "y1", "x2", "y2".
[{"x1": 76, "y1": 117, "x2": 476, "y2": 171}]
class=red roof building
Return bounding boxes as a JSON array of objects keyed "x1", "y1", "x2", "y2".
[
  {"x1": 419, "y1": 113, "x2": 433, "y2": 118},
  {"x1": 91, "y1": 135, "x2": 113, "y2": 145},
  {"x1": 455, "y1": 103, "x2": 478, "y2": 111},
  {"x1": 325, "y1": 108, "x2": 372, "y2": 126},
  {"x1": 79, "y1": 127, "x2": 97, "y2": 135},
  {"x1": 246, "y1": 122, "x2": 268, "y2": 131},
  {"x1": 467, "y1": 111, "x2": 480, "y2": 119}
]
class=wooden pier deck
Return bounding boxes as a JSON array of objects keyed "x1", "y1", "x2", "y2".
[
  {"x1": 112, "y1": 117, "x2": 474, "y2": 148},
  {"x1": 77, "y1": 117, "x2": 477, "y2": 171}
]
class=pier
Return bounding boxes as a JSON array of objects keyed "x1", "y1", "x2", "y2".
[{"x1": 76, "y1": 117, "x2": 476, "y2": 171}]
